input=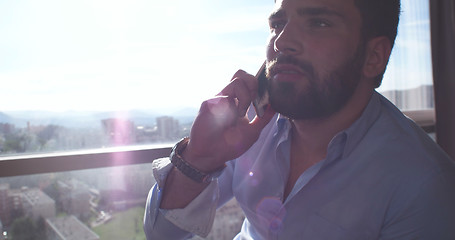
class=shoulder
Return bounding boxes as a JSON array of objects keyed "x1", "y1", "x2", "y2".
[
  {"x1": 348, "y1": 92, "x2": 455, "y2": 197},
  {"x1": 358, "y1": 95, "x2": 455, "y2": 238},
  {"x1": 358, "y1": 93, "x2": 455, "y2": 203},
  {"x1": 366, "y1": 94, "x2": 452, "y2": 173}
]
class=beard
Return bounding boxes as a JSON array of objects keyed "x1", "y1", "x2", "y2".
[{"x1": 265, "y1": 45, "x2": 366, "y2": 120}]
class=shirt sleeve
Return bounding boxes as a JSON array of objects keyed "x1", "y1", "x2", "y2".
[{"x1": 143, "y1": 157, "x2": 221, "y2": 239}]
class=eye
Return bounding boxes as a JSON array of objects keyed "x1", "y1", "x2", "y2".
[
  {"x1": 309, "y1": 18, "x2": 331, "y2": 28},
  {"x1": 269, "y1": 20, "x2": 286, "y2": 32}
]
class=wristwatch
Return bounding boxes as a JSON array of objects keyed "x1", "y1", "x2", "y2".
[{"x1": 170, "y1": 137, "x2": 226, "y2": 183}]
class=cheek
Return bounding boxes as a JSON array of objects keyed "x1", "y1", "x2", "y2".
[
  {"x1": 266, "y1": 36, "x2": 277, "y2": 60},
  {"x1": 309, "y1": 40, "x2": 357, "y2": 72}
]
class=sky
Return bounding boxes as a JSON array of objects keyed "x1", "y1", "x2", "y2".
[{"x1": 0, "y1": 0, "x2": 432, "y2": 112}]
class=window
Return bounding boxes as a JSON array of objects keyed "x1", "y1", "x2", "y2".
[
  {"x1": 0, "y1": 0, "x2": 272, "y2": 156},
  {"x1": 0, "y1": 0, "x2": 436, "y2": 239},
  {"x1": 378, "y1": 0, "x2": 434, "y2": 111},
  {"x1": 0, "y1": 1, "x2": 271, "y2": 238},
  {"x1": 0, "y1": 0, "x2": 433, "y2": 156}
]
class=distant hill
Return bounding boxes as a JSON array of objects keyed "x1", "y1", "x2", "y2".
[
  {"x1": 170, "y1": 107, "x2": 198, "y2": 124},
  {"x1": 1, "y1": 111, "x2": 100, "y2": 128},
  {"x1": 2, "y1": 108, "x2": 199, "y2": 128},
  {"x1": 94, "y1": 110, "x2": 159, "y2": 127},
  {"x1": 1, "y1": 84, "x2": 434, "y2": 129},
  {"x1": 0, "y1": 112, "x2": 16, "y2": 124}
]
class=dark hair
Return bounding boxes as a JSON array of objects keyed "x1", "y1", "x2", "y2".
[{"x1": 354, "y1": 0, "x2": 401, "y2": 87}]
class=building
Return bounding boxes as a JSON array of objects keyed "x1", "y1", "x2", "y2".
[
  {"x1": 0, "y1": 123, "x2": 14, "y2": 136},
  {"x1": 0, "y1": 184, "x2": 9, "y2": 226},
  {"x1": 46, "y1": 215, "x2": 99, "y2": 240},
  {"x1": 58, "y1": 179, "x2": 91, "y2": 220},
  {"x1": 156, "y1": 116, "x2": 180, "y2": 141},
  {"x1": 0, "y1": 185, "x2": 23, "y2": 227},
  {"x1": 6, "y1": 189, "x2": 23, "y2": 225},
  {"x1": 21, "y1": 187, "x2": 56, "y2": 221},
  {"x1": 381, "y1": 85, "x2": 434, "y2": 110},
  {"x1": 101, "y1": 118, "x2": 136, "y2": 146}
]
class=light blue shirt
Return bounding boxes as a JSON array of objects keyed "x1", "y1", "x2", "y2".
[{"x1": 144, "y1": 91, "x2": 455, "y2": 239}]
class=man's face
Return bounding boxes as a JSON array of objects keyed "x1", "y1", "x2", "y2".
[{"x1": 266, "y1": 0, "x2": 365, "y2": 120}]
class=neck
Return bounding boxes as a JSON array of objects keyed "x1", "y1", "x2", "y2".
[{"x1": 290, "y1": 87, "x2": 374, "y2": 158}]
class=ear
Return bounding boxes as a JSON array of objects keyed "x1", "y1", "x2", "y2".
[{"x1": 362, "y1": 36, "x2": 392, "y2": 79}]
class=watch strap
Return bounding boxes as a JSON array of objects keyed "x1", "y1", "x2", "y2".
[{"x1": 170, "y1": 137, "x2": 225, "y2": 183}]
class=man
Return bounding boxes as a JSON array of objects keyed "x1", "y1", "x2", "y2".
[{"x1": 144, "y1": 0, "x2": 455, "y2": 239}]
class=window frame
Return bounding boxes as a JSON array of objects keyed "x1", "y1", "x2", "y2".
[{"x1": 0, "y1": 144, "x2": 171, "y2": 177}]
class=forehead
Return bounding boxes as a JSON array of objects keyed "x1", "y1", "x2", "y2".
[{"x1": 273, "y1": 0, "x2": 360, "y2": 17}]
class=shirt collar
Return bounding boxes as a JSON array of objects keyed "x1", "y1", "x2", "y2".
[
  {"x1": 342, "y1": 91, "x2": 382, "y2": 158},
  {"x1": 272, "y1": 91, "x2": 382, "y2": 160},
  {"x1": 277, "y1": 114, "x2": 290, "y2": 130}
]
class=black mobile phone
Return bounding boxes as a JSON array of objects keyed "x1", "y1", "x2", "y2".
[{"x1": 252, "y1": 62, "x2": 269, "y2": 117}]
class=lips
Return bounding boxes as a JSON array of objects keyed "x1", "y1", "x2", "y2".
[{"x1": 270, "y1": 64, "x2": 305, "y2": 82}]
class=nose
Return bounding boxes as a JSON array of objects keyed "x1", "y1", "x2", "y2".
[{"x1": 273, "y1": 24, "x2": 302, "y2": 55}]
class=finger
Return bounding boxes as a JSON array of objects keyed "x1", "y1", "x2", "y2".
[
  {"x1": 231, "y1": 70, "x2": 259, "y2": 93},
  {"x1": 230, "y1": 69, "x2": 246, "y2": 81},
  {"x1": 198, "y1": 96, "x2": 238, "y2": 127},
  {"x1": 219, "y1": 79, "x2": 254, "y2": 117},
  {"x1": 224, "y1": 70, "x2": 258, "y2": 93},
  {"x1": 218, "y1": 69, "x2": 261, "y2": 117}
]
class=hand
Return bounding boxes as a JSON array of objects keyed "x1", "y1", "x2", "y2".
[{"x1": 183, "y1": 70, "x2": 275, "y2": 172}]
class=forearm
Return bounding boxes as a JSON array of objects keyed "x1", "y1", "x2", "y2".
[
  {"x1": 160, "y1": 167, "x2": 210, "y2": 209},
  {"x1": 144, "y1": 157, "x2": 225, "y2": 238},
  {"x1": 143, "y1": 184, "x2": 194, "y2": 240},
  {"x1": 160, "y1": 137, "x2": 224, "y2": 209},
  {"x1": 144, "y1": 178, "x2": 222, "y2": 239}
]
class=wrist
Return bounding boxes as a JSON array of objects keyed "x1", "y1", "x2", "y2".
[
  {"x1": 182, "y1": 141, "x2": 225, "y2": 173},
  {"x1": 170, "y1": 137, "x2": 226, "y2": 183}
]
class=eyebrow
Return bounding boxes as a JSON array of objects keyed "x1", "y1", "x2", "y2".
[
  {"x1": 269, "y1": 9, "x2": 286, "y2": 21},
  {"x1": 298, "y1": 7, "x2": 345, "y2": 18},
  {"x1": 269, "y1": 7, "x2": 345, "y2": 21}
]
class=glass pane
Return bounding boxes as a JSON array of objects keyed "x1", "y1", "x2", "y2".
[
  {"x1": 0, "y1": 0, "x2": 273, "y2": 156},
  {"x1": 0, "y1": 164, "x2": 154, "y2": 239},
  {"x1": 378, "y1": 0, "x2": 434, "y2": 111},
  {"x1": 0, "y1": 0, "x2": 434, "y2": 157},
  {"x1": 0, "y1": 163, "x2": 245, "y2": 239}
]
